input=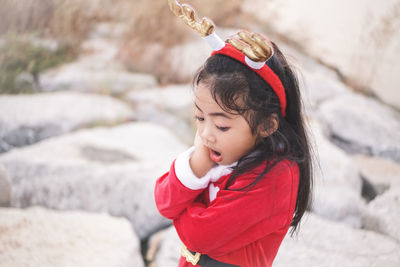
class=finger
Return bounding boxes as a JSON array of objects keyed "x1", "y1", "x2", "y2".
[{"x1": 168, "y1": 0, "x2": 183, "y2": 17}]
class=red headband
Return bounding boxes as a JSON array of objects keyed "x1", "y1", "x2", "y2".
[{"x1": 211, "y1": 43, "x2": 287, "y2": 117}]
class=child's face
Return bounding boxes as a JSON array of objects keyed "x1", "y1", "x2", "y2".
[{"x1": 194, "y1": 82, "x2": 258, "y2": 165}]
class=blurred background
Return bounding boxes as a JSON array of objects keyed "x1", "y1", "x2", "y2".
[{"x1": 0, "y1": 0, "x2": 399, "y2": 266}]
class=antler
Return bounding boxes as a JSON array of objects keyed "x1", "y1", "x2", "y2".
[
  {"x1": 168, "y1": 0, "x2": 215, "y2": 37},
  {"x1": 227, "y1": 30, "x2": 273, "y2": 62}
]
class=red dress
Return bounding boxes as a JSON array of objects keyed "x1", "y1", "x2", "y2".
[{"x1": 154, "y1": 148, "x2": 299, "y2": 267}]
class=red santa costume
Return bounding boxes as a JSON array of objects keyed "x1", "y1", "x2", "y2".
[{"x1": 155, "y1": 147, "x2": 299, "y2": 267}]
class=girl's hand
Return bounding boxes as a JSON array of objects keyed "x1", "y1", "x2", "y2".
[{"x1": 190, "y1": 131, "x2": 216, "y2": 178}]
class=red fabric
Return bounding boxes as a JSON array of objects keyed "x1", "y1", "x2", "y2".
[
  {"x1": 155, "y1": 159, "x2": 299, "y2": 267},
  {"x1": 211, "y1": 44, "x2": 287, "y2": 117}
]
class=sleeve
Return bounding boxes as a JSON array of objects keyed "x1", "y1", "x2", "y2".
[
  {"x1": 173, "y1": 161, "x2": 299, "y2": 257},
  {"x1": 154, "y1": 147, "x2": 212, "y2": 220}
]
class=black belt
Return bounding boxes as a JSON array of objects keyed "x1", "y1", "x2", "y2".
[{"x1": 181, "y1": 245, "x2": 239, "y2": 267}]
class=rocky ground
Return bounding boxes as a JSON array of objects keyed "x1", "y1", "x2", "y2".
[{"x1": 1, "y1": 19, "x2": 400, "y2": 267}]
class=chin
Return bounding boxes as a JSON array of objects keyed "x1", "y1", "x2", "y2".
[{"x1": 219, "y1": 159, "x2": 234, "y2": 166}]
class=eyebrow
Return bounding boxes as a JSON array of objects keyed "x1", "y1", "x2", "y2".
[{"x1": 195, "y1": 103, "x2": 233, "y2": 119}]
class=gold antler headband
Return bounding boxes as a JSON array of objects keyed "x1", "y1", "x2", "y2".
[
  {"x1": 167, "y1": 0, "x2": 273, "y2": 65},
  {"x1": 168, "y1": 0, "x2": 214, "y2": 37},
  {"x1": 167, "y1": 0, "x2": 287, "y2": 117}
]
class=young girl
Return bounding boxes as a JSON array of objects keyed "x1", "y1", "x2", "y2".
[{"x1": 155, "y1": 2, "x2": 313, "y2": 266}]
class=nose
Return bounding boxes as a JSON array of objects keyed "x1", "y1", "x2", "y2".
[{"x1": 199, "y1": 124, "x2": 216, "y2": 144}]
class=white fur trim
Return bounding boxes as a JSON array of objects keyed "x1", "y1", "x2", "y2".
[
  {"x1": 174, "y1": 147, "x2": 237, "y2": 190},
  {"x1": 209, "y1": 183, "x2": 220, "y2": 202},
  {"x1": 202, "y1": 32, "x2": 225, "y2": 51},
  {"x1": 209, "y1": 162, "x2": 236, "y2": 182},
  {"x1": 174, "y1": 147, "x2": 211, "y2": 190},
  {"x1": 245, "y1": 56, "x2": 265, "y2": 69}
]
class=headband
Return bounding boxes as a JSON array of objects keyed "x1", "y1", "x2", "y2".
[{"x1": 168, "y1": 0, "x2": 287, "y2": 117}]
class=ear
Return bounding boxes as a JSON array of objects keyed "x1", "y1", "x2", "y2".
[{"x1": 259, "y1": 114, "x2": 279, "y2": 138}]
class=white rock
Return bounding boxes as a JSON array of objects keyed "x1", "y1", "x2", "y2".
[
  {"x1": 242, "y1": 0, "x2": 400, "y2": 110},
  {"x1": 309, "y1": 119, "x2": 366, "y2": 227},
  {"x1": 318, "y1": 92, "x2": 400, "y2": 163},
  {"x1": 274, "y1": 212, "x2": 400, "y2": 267},
  {"x1": 41, "y1": 65, "x2": 158, "y2": 95},
  {"x1": 362, "y1": 186, "x2": 400, "y2": 243},
  {"x1": 126, "y1": 84, "x2": 195, "y2": 144},
  {"x1": 279, "y1": 43, "x2": 350, "y2": 110},
  {"x1": 351, "y1": 154, "x2": 400, "y2": 194},
  {"x1": 123, "y1": 28, "x2": 237, "y2": 84},
  {"x1": 0, "y1": 207, "x2": 144, "y2": 267},
  {"x1": 0, "y1": 122, "x2": 187, "y2": 239},
  {"x1": 0, "y1": 91, "x2": 133, "y2": 153},
  {"x1": 147, "y1": 226, "x2": 181, "y2": 267},
  {"x1": 0, "y1": 163, "x2": 11, "y2": 206}
]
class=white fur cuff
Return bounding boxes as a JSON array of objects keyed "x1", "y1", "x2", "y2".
[{"x1": 174, "y1": 147, "x2": 211, "y2": 190}]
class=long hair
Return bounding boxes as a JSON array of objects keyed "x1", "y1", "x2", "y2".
[{"x1": 192, "y1": 43, "x2": 313, "y2": 235}]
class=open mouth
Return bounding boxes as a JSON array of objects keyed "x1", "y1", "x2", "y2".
[{"x1": 209, "y1": 148, "x2": 222, "y2": 163}]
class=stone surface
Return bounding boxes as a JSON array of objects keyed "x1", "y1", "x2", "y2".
[
  {"x1": 0, "y1": 206, "x2": 144, "y2": 267},
  {"x1": 147, "y1": 226, "x2": 181, "y2": 267},
  {"x1": 318, "y1": 92, "x2": 400, "y2": 163},
  {"x1": 121, "y1": 28, "x2": 237, "y2": 84},
  {"x1": 0, "y1": 122, "x2": 187, "y2": 239},
  {"x1": 284, "y1": 46, "x2": 350, "y2": 109},
  {"x1": 0, "y1": 91, "x2": 133, "y2": 153},
  {"x1": 362, "y1": 186, "x2": 400, "y2": 243},
  {"x1": 274, "y1": 212, "x2": 400, "y2": 267},
  {"x1": 40, "y1": 33, "x2": 158, "y2": 95},
  {"x1": 126, "y1": 84, "x2": 194, "y2": 144},
  {"x1": 41, "y1": 66, "x2": 158, "y2": 95},
  {"x1": 242, "y1": 0, "x2": 400, "y2": 110},
  {"x1": 0, "y1": 163, "x2": 11, "y2": 206},
  {"x1": 351, "y1": 154, "x2": 400, "y2": 195},
  {"x1": 309, "y1": 119, "x2": 366, "y2": 227}
]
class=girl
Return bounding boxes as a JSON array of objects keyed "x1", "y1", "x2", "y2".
[{"x1": 155, "y1": 2, "x2": 313, "y2": 266}]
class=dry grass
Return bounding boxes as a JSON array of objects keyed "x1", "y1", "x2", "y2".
[
  {"x1": 0, "y1": 0, "x2": 241, "y2": 46},
  {"x1": 0, "y1": 0, "x2": 243, "y2": 84},
  {"x1": 118, "y1": 0, "x2": 242, "y2": 83},
  {"x1": 0, "y1": 0, "x2": 136, "y2": 45}
]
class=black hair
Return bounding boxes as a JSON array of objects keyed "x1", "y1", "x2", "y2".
[{"x1": 192, "y1": 42, "x2": 313, "y2": 235}]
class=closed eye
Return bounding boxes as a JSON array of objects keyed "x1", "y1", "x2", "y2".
[
  {"x1": 216, "y1": 126, "x2": 230, "y2": 132},
  {"x1": 194, "y1": 115, "x2": 204, "y2": 122}
]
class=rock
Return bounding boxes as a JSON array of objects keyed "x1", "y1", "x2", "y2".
[
  {"x1": 126, "y1": 84, "x2": 194, "y2": 144},
  {"x1": 88, "y1": 22, "x2": 130, "y2": 40},
  {"x1": 120, "y1": 28, "x2": 237, "y2": 84},
  {"x1": 0, "y1": 122, "x2": 187, "y2": 239},
  {"x1": 147, "y1": 226, "x2": 181, "y2": 267},
  {"x1": 274, "y1": 212, "x2": 400, "y2": 267},
  {"x1": 41, "y1": 65, "x2": 158, "y2": 95},
  {"x1": 309, "y1": 119, "x2": 366, "y2": 227},
  {"x1": 0, "y1": 206, "x2": 144, "y2": 267},
  {"x1": 362, "y1": 186, "x2": 400, "y2": 243},
  {"x1": 0, "y1": 91, "x2": 133, "y2": 153},
  {"x1": 351, "y1": 154, "x2": 400, "y2": 195},
  {"x1": 279, "y1": 43, "x2": 350, "y2": 110},
  {"x1": 318, "y1": 92, "x2": 400, "y2": 163},
  {"x1": 40, "y1": 33, "x2": 158, "y2": 95},
  {"x1": 0, "y1": 164, "x2": 11, "y2": 206},
  {"x1": 242, "y1": 0, "x2": 400, "y2": 110}
]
